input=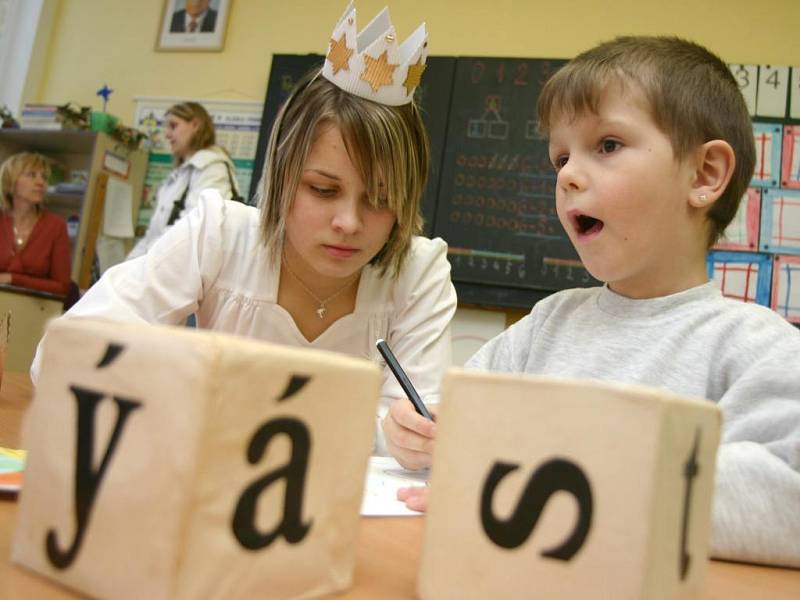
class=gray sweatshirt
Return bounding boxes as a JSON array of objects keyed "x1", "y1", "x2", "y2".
[{"x1": 466, "y1": 282, "x2": 800, "y2": 567}]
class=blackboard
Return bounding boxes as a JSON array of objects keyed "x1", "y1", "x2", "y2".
[
  {"x1": 249, "y1": 54, "x2": 325, "y2": 204},
  {"x1": 253, "y1": 54, "x2": 599, "y2": 308},
  {"x1": 432, "y1": 57, "x2": 599, "y2": 306},
  {"x1": 251, "y1": 54, "x2": 455, "y2": 237}
]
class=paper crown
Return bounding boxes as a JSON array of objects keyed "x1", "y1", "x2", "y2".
[{"x1": 321, "y1": 2, "x2": 428, "y2": 106}]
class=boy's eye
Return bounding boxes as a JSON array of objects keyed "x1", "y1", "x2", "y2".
[
  {"x1": 552, "y1": 155, "x2": 568, "y2": 170},
  {"x1": 600, "y1": 139, "x2": 621, "y2": 154}
]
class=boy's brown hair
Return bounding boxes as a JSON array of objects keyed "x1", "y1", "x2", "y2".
[
  {"x1": 537, "y1": 36, "x2": 755, "y2": 247},
  {"x1": 257, "y1": 70, "x2": 430, "y2": 277}
]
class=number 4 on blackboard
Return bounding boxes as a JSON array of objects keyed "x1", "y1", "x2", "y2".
[{"x1": 757, "y1": 65, "x2": 789, "y2": 118}]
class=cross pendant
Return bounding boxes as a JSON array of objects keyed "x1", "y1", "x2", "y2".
[{"x1": 316, "y1": 306, "x2": 327, "y2": 319}]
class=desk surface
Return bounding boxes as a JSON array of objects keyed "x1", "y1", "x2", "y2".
[{"x1": 1, "y1": 372, "x2": 798, "y2": 598}]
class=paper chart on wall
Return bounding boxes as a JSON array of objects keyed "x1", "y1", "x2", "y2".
[{"x1": 361, "y1": 456, "x2": 428, "y2": 517}]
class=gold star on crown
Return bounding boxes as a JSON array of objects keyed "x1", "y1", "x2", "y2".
[
  {"x1": 328, "y1": 33, "x2": 353, "y2": 74},
  {"x1": 361, "y1": 51, "x2": 397, "y2": 92},
  {"x1": 321, "y1": 2, "x2": 429, "y2": 106},
  {"x1": 403, "y1": 58, "x2": 426, "y2": 96}
]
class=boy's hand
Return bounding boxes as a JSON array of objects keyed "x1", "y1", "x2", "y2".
[
  {"x1": 382, "y1": 398, "x2": 437, "y2": 470},
  {"x1": 397, "y1": 486, "x2": 430, "y2": 512}
]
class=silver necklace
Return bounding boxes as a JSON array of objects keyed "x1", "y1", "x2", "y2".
[
  {"x1": 11, "y1": 212, "x2": 37, "y2": 248},
  {"x1": 12, "y1": 224, "x2": 24, "y2": 247},
  {"x1": 281, "y1": 251, "x2": 359, "y2": 319},
  {"x1": 11, "y1": 225, "x2": 25, "y2": 248}
]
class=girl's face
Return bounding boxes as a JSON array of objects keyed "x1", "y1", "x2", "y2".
[
  {"x1": 165, "y1": 114, "x2": 198, "y2": 160},
  {"x1": 283, "y1": 123, "x2": 397, "y2": 285},
  {"x1": 14, "y1": 167, "x2": 48, "y2": 206}
]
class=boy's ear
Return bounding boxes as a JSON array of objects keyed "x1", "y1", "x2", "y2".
[{"x1": 689, "y1": 140, "x2": 735, "y2": 208}]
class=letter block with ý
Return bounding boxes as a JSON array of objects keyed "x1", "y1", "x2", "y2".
[
  {"x1": 419, "y1": 369, "x2": 721, "y2": 600},
  {"x1": 12, "y1": 318, "x2": 381, "y2": 600}
]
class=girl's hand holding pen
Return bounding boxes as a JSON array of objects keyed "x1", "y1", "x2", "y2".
[{"x1": 382, "y1": 398, "x2": 437, "y2": 470}]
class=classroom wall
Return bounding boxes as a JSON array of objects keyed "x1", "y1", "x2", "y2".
[{"x1": 28, "y1": 0, "x2": 800, "y2": 125}]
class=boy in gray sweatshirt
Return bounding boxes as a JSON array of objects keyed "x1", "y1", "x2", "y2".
[{"x1": 389, "y1": 36, "x2": 800, "y2": 568}]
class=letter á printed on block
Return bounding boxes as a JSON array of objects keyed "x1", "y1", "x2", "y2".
[{"x1": 12, "y1": 318, "x2": 381, "y2": 600}]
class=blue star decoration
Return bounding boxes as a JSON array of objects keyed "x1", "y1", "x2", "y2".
[{"x1": 96, "y1": 85, "x2": 113, "y2": 112}]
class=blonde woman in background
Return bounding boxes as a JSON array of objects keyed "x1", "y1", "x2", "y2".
[
  {"x1": 0, "y1": 152, "x2": 70, "y2": 295},
  {"x1": 128, "y1": 101, "x2": 240, "y2": 259}
]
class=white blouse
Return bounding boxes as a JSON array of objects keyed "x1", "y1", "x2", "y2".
[
  {"x1": 127, "y1": 147, "x2": 238, "y2": 260},
  {"x1": 36, "y1": 190, "x2": 457, "y2": 453}
]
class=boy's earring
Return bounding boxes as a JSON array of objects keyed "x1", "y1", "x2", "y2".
[{"x1": 698, "y1": 193, "x2": 709, "y2": 205}]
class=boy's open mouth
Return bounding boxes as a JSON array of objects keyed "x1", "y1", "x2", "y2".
[{"x1": 572, "y1": 213, "x2": 604, "y2": 237}]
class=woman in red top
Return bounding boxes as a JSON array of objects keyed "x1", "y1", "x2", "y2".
[{"x1": 0, "y1": 152, "x2": 70, "y2": 295}]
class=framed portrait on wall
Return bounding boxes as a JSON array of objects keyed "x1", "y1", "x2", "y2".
[{"x1": 156, "y1": 0, "x2": 232, "y2": 52}]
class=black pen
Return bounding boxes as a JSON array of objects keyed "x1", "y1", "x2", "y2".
[{"x1": 375, "y1": 339, "x2": 434, "y2": 421}]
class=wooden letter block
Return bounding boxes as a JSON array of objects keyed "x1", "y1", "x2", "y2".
[
  {"x1": 13, "y1": 318, "x2": 381, "y2": 599},
  {"x1": 419, "y1": 370, "x2": 721, "y2": 600}
]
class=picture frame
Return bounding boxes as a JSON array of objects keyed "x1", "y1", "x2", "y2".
[{"x1": 156, "y1": 0, "x2": 231, "y2": 52}]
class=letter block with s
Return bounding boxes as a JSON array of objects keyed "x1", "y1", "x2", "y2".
[
  {"x1": 419, "y1": 369, "x2": 721, "y2": 600},
  {"x1": 12, "y1": 318, "x2": 381, "y2": 600}
]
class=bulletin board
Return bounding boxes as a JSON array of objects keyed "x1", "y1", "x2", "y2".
[
  {"x1": 432, "y1": 57, "x2": 599, "y2": 308},
  {"x1": 710, "y1": 64, "x2": 800, "y2": 325}
]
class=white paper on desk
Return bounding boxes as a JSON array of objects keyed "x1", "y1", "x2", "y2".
[
  {"x1": 361, "y1": 456, "x2": 427, "y2": 517},
  {"x1": 103, "y1": 176, "x2": 135, "y2": 238}
]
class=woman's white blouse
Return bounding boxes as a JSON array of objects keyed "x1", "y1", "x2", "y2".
[
  {"x1": 127, "y1": 147, "x2": 238, "y2": 260},
  {"x1": 40, "y1": 190, "x2": 457, "y2": 454}
]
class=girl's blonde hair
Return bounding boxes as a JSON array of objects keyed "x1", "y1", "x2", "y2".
[
  {"x1": 165, "y1": 101, "x2": 216, "y2": 165},
  {"x1": 257, "y1": 71, "x2": 430, "y2": 277},
  {"x1": 0, "y1": 152, "x2": 51, "y2": 211}
]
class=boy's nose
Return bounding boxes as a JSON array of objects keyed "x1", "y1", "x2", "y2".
[{"x1": 557, "y1": 159, "x2": 586, "y2": 192}]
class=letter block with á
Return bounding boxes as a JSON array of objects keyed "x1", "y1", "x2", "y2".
[
  {"x1": 419, "y1": 369, "x2": 721, "y2": 600},
  {"x1": 12, "y1": 318, "x2": 381, "y2": 600}
]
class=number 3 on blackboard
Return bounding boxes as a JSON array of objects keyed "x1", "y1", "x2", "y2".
[{"x1": 728, "y1": 64, "x2": 757, "y2": 116}]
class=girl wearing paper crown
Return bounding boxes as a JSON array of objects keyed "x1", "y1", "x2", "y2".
[{"x1": 31, "y1": 2, "x2": 455, "y2": 463}]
